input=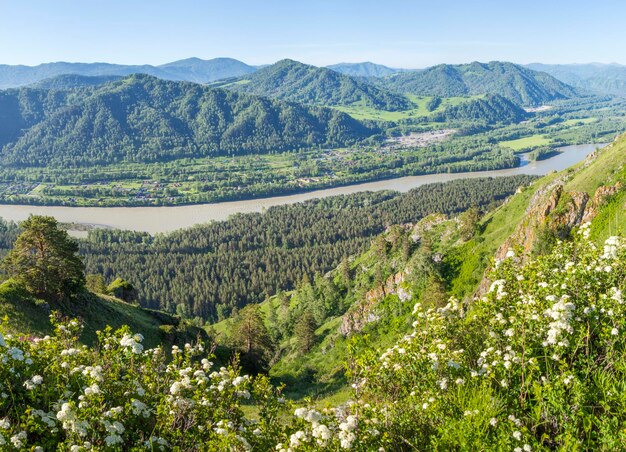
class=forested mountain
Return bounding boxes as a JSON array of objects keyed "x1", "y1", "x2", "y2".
[
  {"x1": 0, "y1": 57, "x2": 257, "y2": 89},
  {"x1": 527, "y1": 62, "x2": 626, "y2": 97},
  {"x1": 220, "y1": 59, "x2": 414, "y2": 110},
  {"x1": 377, "y1": 61, "x2": 578, "y2": 106},
  {"x1": 433, "y1": 94, "x2": 529, "y2": 124},
  {"x1": 326, "y1": 62, "x2": 408, "y2": 77},
  {"x1": 29, "y1": 74, "x2": 123, "y2": 89},
  {"x1": 0, "y1": 74, "x2": 376, "y2": 167}
]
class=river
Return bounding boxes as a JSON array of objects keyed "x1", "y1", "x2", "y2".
[{"x1": 0, "y1": 143, "x2": 604, "y2": 234}]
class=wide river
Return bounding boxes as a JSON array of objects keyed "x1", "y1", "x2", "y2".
[{"x1": 0, "y1": 143, "x2": 604, "y2": 234}]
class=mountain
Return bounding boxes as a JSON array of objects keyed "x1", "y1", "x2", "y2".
[
  {"x1": 433, "y1": 94, "x2": 529, "y2": 124},
  {"x1": 157, "y1": 57, "x2": 257, "y2": 83},
  {"x1": 527, "y1": 62, "x2": 626, "y2": 97},
  {"x1": 29, "y1": 74, "x2": 123, "y2": 90},
  {"x1": 220, "y1": 59, "x2": 414, "y2": 111},
  {"x1": 0, "y1": 74, "x2": 377, "y2": 167},
  {"x1": 326, "y1": 62, "x2": 408, "y2": 78},
  {"x1": 377, "y1": 61, "x2": 579, "y2": 106},
  {"x1": 0, "y1": 57, "x2": 258, "y2": 89}
]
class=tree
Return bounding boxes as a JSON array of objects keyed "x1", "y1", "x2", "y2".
[
  {"x1": 3, "y1": 215, "x2": 85, "y2": 301},
  {"x1": 232, "y1": 305, "x2": 274, "y2": 373},
  {"x1": 107, "y1": 277, "x2": 139, "y2": 304},
  {"x1": 459, "y1": 206, "x2": 481, "y2": 241},
  {"x1": 85, "y1": 274, "x2": 106, "y2": 294},
  {"x1": 294, "y1": 310, "x2": 318, "y2": 353}
]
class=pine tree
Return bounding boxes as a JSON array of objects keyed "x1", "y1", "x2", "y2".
[
  {"x1": 3, "y1": 215, "x2": 85, "y2": 301},
  {"x1": 294, "y1": 310, "x2": 318, "y2": 353},
  {"x1": 232, "y1": 305, "x2": 274, "y2": 373}
]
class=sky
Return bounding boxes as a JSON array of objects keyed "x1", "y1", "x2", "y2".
[{"x1": 1, "y1": 0, "x2": 625, "y2": 68}]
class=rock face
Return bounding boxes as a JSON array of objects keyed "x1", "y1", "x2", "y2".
[
  {"x1": 340, "y1": 272, "x2": 405, "y2": 336},
  {"x1": 582, "y1": 182, "x2": 623, "y2": 223},
  {"x1": 478, "y1": 179, "x2": 623, "y2": 296}
]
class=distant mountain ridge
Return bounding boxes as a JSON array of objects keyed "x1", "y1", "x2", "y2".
[
  {"x1": 0, "y1": 57, "x2": 257, "y2": 89},
  {"x1": 526, "y1": 63, "x2": 626, "y2": 97},
  {"x1": 219, "y1": 59, "x2": 414, "y2": 111},
  {"x1": 326, "y1": 62, "x2": 410, "y2": 78},
  {"x1": 376, "y1": 61, "x2": 578, "y2": 106}
]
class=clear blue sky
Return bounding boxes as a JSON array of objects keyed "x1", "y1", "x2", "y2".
[{"x1": 1, "y1": 0, "x2": 624, "y2": 68}]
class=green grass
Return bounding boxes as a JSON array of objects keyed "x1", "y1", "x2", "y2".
[
  {"x1": 499, "y1": 134, "x2": 551, "y2": 151},
  {"x1": 333, "y1": 95, "x2": 478, "y2": 121},
  {"x1": 0, "y1": 279, "x2": 202, "y2": 348},
  {"x1": 558, "y1": 117, "x2": 598, "y2": 127}
]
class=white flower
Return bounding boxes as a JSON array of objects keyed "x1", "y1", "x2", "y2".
[
  {"x1": 513, "y1": 430, "x2": 522, "y2": 440},
  {"x1": 489, "y1": 418, "x2": 498, "y2": 426},
  {"x1": 611, "y1": 328, "x2": 619, "y2": 336},
  {"x1": 120, "y1": 334, "x2": 144, "y2": 354}
]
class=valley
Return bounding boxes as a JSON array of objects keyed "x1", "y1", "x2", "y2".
[
  {"x1": 0, "y1": 142, "x2": 603, "y2": 233},
  {"x1": 1, "y1": 8, "x2": 626, "y2": 445}
]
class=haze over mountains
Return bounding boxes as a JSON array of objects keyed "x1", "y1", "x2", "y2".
[
  {"x1": 1, "y1": 56, "x2": 625, "y2": 101},
  {"x1": 526, "y1": 62, "x2": 626, "y2": 97},
  {"x1": 0, "y1": 57, "x2": 257, "y2": 89}
]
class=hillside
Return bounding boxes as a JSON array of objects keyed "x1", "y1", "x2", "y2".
[
  {"x1": 220, "y1": 59, "x2": 414, "y2": 110},
  {"x1": 0, "y1": 278, "x2": 203, "y2": 347},
  {"x1": 378, "y1": 61, "x2": 579, "y2": 106},
  {"x1": 527, "y1": 62, "x2": 626, "y2": 97},
  {"x1": 29, "y1": 74, "x2": 123, "y2": 89},
  {"x1": 433, "y1": 94, "x2": 529, "y2": 125},
  {"x1": 215, "y1": 134, "x2": 626, "y2": 399},
  {"x1": 0, "y1": 74, "x2": 376, "y2": 167},
  {"x1": 326, "y1": 62, "x2": 407, "y2": 78},
  {"x1": 0, "y1": 57, "x2": 258, "y2": 88}
]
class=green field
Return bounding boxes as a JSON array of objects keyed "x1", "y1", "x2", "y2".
[
  {"x1": 499, "y1": 134, "x2": 551, "y2": 150},
  {"x1": 333, "y1": 95, "x2": 477, "y2": 121}
]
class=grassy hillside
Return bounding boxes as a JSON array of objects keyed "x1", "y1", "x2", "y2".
[
  {"x1": 217, "y1": 135, "x2": 626, "y2": 402},
  {"x1": 0, "y1": 279, "x2": 203, "y2": 348},
  {"x1": 220, "y1": 59, "x2": 413, "y2": 111},
  {"x1": 378, "y1": 61, "x2": 579, "y2": 106}
]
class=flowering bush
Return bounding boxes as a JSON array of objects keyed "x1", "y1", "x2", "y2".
[
  {"x1": 350, "y1": 224, "x2": 626, "y2": 450},
  {"x1": 1, "y1": 225, "x2": 625, "y2": 450},
  {"x1": 0, "y1": 318, "x2": 288, "y2": 450}
]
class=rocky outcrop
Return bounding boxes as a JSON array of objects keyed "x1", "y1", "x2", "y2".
[
  {"x1": 582, "y1": 182, "x2": 623, "y2": 223},
  {"x1": 340, "y1": 272, "x2": 405, "y2": 336},
  {"x1": 480, "y1": 180, "x2": 623, "y2": 296}
]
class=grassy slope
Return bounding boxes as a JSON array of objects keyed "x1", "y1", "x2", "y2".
[
  {"x1": 211, "y1": 136, "x2": 626, "y2": 403},
  {"x1": 332, "y1": 95, "x2": 477, "y2": 121},
  {"x1": 0, "y1": 280, "x2": 202, "y2": 348}
]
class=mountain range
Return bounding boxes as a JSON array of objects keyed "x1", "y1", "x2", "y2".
[
  {"x1": 526, "y1": 62, "x2": 626, "y2": 97},
  {"x1": 0, "y1": 57, "x2": 257, "y2": 89},
  {"x1": 215, "y1": 59, "x2": 414, "y2": 111},
  {"x1": 374, "y1": 61, "x2": 578, "y2": 106},
  {"x1": 0, "y1": 74, "x2": 376, "y2": 167}
]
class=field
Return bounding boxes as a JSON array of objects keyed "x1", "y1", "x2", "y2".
[
  {"x1": 333, "y1": 95, "x2": 477, "y2": 121},
  {"x1": 499, "y1": 134, "x2": 551, "y2": 150}
]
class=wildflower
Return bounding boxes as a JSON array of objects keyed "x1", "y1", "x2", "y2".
[
  {"x1": 513, "y1": 430, "x2": 522, "y2": 440},
  {"x1": 611, "y1": 328, "x2": 619, "y2": 336}
]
